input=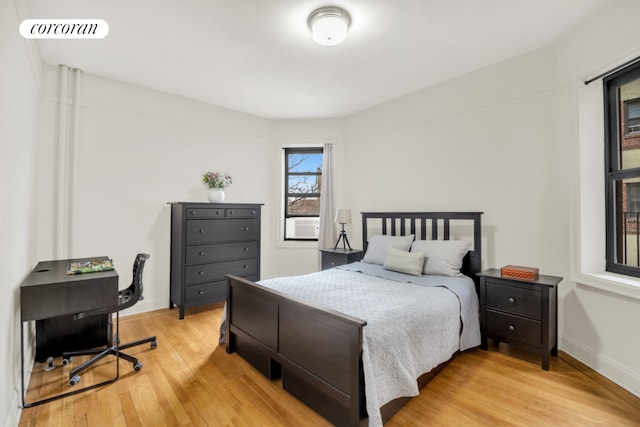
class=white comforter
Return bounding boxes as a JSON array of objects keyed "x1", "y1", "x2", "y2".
[{"x1": 253, "y1": 262, "x2": 481, "y2": 427}]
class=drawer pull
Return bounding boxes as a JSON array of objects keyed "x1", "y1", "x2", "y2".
[
  {"x1": 243, "y1": 247, "x2": 249, "y2": 251},
  {"x1": 198, "y1": 271, "x2": 204, "y2": 276},
  {"x1": 199, "y1": 229, "x2": 205, "y2": 233},
  {"x1": 190, "y1": 210, "x2": 196, "y2": 215},
  {"x1": 243, "y1": 265, "x2": 248, "y2": 269},
  {"x1": 251, "y1": 210, "x2": 256, "y2": 215},
  {"x1": 229, "y1": 210, "x2": 234, "y2": 215},
  {"x1": 198, "y1": 290, "x2": 204, "y2": 295},
  {"x1": 508, "y1": 297, "x2": 516, "y2": 304},
  {"x1": 199, "y1": 251, "x2": 204, "y2": 256},
  {"x1": 508, "y1": 325, "x2": 515, "y2": 332},
  {"x1": 244, "y1": 227, "x2": 249, "y2": 231}
]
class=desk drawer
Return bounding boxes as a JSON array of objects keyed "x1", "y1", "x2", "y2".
[
  {"x1": 186, "y1": 241, "x2": 258, "y2": 264},
  {"x1": 486, "y1": 310, "x2": 541, "y2": 347},
  {"x1": 186, "y1": 219, "x2": 258, "y2": 244},
  {"x1": 185, "y1": 259, "x2": 258, "y2": 284},
  {"x1": 486, "y1": 281, "x2": 541, "y2": 319}
]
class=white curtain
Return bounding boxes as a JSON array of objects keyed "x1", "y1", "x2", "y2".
[{"x1": 318, "y1": 143, "x2": 335, "y2": 268}]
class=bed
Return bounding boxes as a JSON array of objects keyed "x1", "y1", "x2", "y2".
[{"x1": 224, "y1": 212, "x2": 483, "y2": 427}]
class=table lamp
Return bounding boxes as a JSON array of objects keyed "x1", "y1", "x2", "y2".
[{"x1": 333, "y1": 209, "x2": 352, "y2": 250}]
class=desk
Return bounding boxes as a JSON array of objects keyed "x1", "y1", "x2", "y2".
[{"x1": 20, "y1": 256, "x2": 119, "y2": 407}]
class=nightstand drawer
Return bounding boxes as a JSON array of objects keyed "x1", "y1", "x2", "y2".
[
  {"x1": 486, "y1": 310, "x2": 541, "y2": 346},
  {"x1": 486, "y1": 281, "x2": 541, "y2": 319},
  {"x1": 322, "y1": 252, "x2": 347, "y2": 269},
  {"x1": 320, "y1": 249, "x2": 362, "y2": 270}
]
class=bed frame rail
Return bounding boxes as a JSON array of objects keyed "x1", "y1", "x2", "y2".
[{"x1": 226, "y1": 275, "x2": 367, "y2": 427}]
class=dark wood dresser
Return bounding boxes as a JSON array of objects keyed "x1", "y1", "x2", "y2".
[
  {"x1": 478, "y1": 268, "x2": 562, "y2": 370},
  {"x1": 169, "y1": 202, "x2": 262, "y2": 319}
]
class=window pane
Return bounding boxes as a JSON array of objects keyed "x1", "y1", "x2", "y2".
[
  {"x1": 288, "y1": 175, "x2": 320, "y2": 194},
  {"x1": 620, "y1": 82, "x2": 640, "y2": 168},
  {"x1": 628, "y1": 181, "x2": 640, "y2": 212},
  {"x1": 614, "y1": 177, "x2": 640, "y2": 267},
  {"x1": 287, "y1": 153, "x2": 323, "y2": 173},
  {"x1": 287, "y1": 196, "x2": 320, "y2": 215}
]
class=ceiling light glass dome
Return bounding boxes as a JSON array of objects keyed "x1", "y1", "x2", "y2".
[{"x1": 307, "y1": 7, "x2": 351, "y2": 46}]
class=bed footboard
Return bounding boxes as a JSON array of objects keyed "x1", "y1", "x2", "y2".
[{"x1": 226, "y1": 274, "x2": 367, "y2": 427}]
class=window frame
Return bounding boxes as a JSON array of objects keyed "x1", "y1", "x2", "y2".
[
  {"x1": 604, "y1": 61, "x2": 640, "y2": 278},
  {"x1": 283, "y1": 146, "x2": 323, "y2": 241}
]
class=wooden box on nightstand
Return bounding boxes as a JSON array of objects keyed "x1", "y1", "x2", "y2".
[
  {"x1": 320, "y1": 248, "x2": 362, "y2": 270},
  {"x1": 477, "y1": 268, "x2": 562, "y2": 370}
]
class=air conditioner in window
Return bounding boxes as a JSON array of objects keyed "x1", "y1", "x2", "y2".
[{"x1": 293, "y1": 218, "x2": 319, "y2": 238}]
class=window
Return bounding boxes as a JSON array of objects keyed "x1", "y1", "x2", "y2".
[
  {"x1": 284, "y1": 147, "x2": 323, "y2": 240},
  {"x1": 604, "y1": 61, "x2": 640, "y2": 276},
  {"x1": 626, "y1": 98, "x2": 640, "y2": 134}
]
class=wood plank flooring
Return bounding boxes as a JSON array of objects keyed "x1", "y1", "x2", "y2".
[{"x1": 19, "y1": 302, "x2": 640, "y2": 426}]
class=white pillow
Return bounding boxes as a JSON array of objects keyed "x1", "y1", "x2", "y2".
[
  {"x1": 410, "y1": 239, "x2": 470, "y2": 276},
  {"x1": 362, "y1": 234, "x2": 415, "y2": 265},
  {"x1": 383, "y1": 247, "x2": 425, "y2": 276}
]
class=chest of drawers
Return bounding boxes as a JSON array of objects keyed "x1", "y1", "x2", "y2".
[
  {"x1": 169, "y1": 202, "x2": 262, "y2": 319},
  {"x1": 478, "y1": 268, "x2": 562, "y2": 370}
]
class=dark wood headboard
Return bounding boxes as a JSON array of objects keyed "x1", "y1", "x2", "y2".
[{"x1": 361, "y1": 211, "x2": 483, "y2": 286}]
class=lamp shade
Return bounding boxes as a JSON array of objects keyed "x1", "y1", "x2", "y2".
[
  {"x1": 334, "y1": 209, "x2": 352, "y2": 224},
  {"x1": 307, "y1": 7, "x2": 351, "y2": 46}
]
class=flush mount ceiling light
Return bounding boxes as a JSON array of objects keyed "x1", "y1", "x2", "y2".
[{"x1": 307, "y1": 6, "x2": 351, "y2": 46}]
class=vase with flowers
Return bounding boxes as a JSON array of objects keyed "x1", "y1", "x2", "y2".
[{"x1": 202, "y1": 171, "x2": 232, "y2": 203}]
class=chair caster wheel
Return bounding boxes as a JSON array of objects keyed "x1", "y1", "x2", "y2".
[
  {"x1": 62, "y1": 357, "x2": 73, "y2": 366},
  {"x1": 69, "y1": 375, "x2": 81, "y2": 386},
  {"x1": 44, "y1": 356, "x2": 57, "y2": 371},
  {"x1": 133, "y1": 362, "x2": 143, "y2": 371},
  {"x1": 150, "y1": 341, "x2": 157, "y2": 349}
]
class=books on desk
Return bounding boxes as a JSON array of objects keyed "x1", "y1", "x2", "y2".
[{"x1": 67, "y1": 259, "x2": 115, "y2": 275}]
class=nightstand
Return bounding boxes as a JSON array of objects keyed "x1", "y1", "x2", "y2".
[
  {"x1": 320, "y1": 248, "x2": 362, "y2": 270},
  {"x1": 477, "y1": 268, "x2": 562, "y2": 370}
]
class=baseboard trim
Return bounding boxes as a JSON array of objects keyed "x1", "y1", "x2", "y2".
[{"x1": 561, "y1": 336, "x2": 640, "y2": 398}]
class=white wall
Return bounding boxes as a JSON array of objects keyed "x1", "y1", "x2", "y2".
[
  {"x1": 35, "y1": 67, "x2": 273, "y2": 315},
  {"x1": 345, "y1": 46, "x2": 565, "y2": 269},
  {"x1": 1, "y1": 1, "x2": 41, "y2": 425}
]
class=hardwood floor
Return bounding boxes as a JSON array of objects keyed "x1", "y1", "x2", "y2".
[{"x1": 19, "y1": 302, "x2": 640, "y2": 426}]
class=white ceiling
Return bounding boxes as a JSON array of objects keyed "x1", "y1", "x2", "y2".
[{"x1": 30, "y1": 0, "x2": 610, "y2": 119}]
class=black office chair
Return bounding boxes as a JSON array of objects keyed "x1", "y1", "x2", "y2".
[{"x1": 62, "y1": 253, "x2": 157, "y2": 386}]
